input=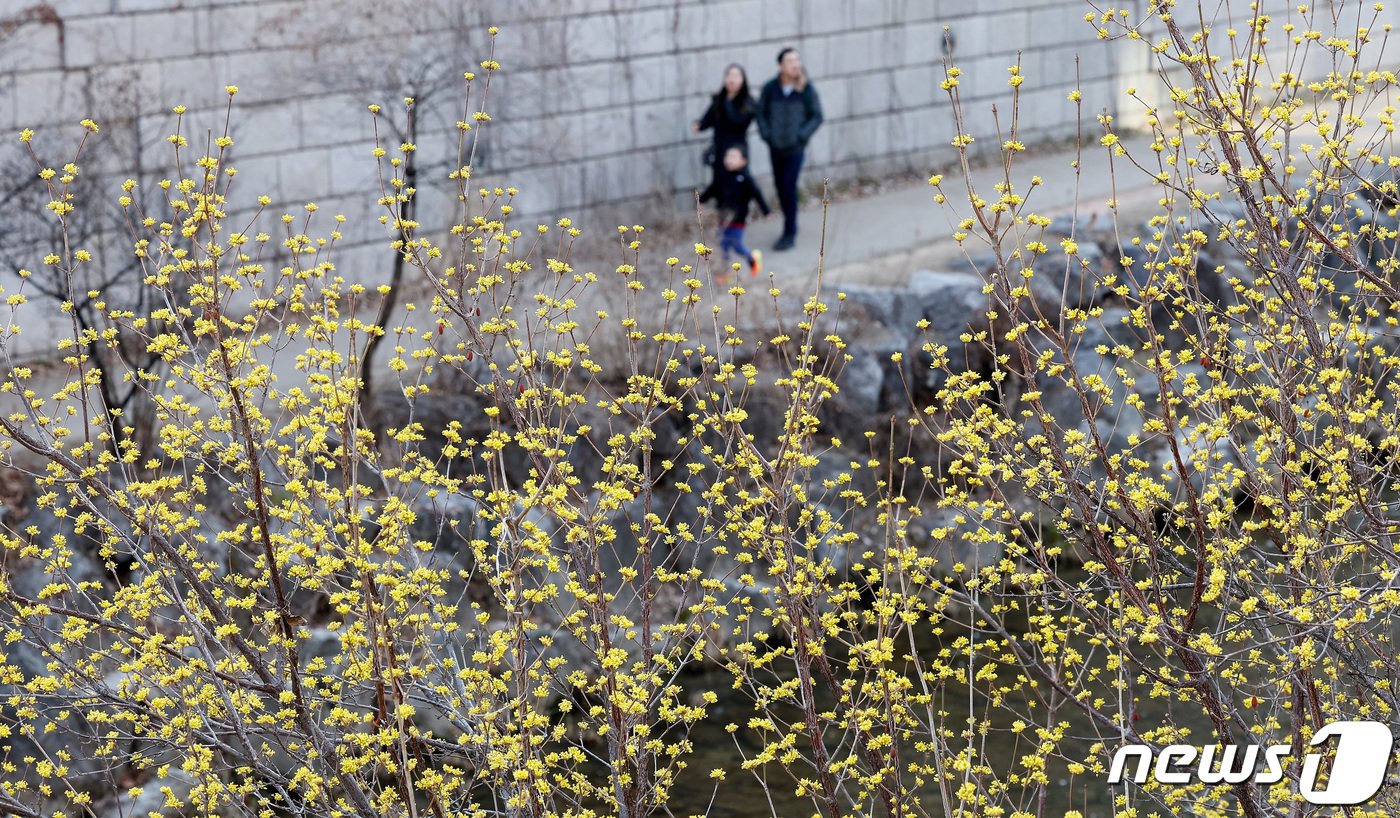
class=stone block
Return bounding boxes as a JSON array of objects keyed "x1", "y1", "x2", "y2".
[
  {"x1": 277, "y1": 146, "x2": 331, "y2": 204},
  {"x1": 128, "y1": 9, "x2": 201, "y2": 61},
  {"x1": 668, "y1": 3, "x2": 719, "y2": 52},
  {"x1": 794, "y1": 33, "x2": 835, "y2": 78},
  {"x1": 9, "y1": 69, "x2": 91, "y2": 129},
  {"x1": 479, "y1": 118, "x2": 535, "y2": 173},
  {"x1": 493, "y1": 69, "x2": 551, "y2": 120},
  {"x1": 1077, "y1": 76, "x2": 1117, "y2": 113},
  {"x1": 741, "y1": 42, "x2": 782, "y2": 83},
  {"x1": 845, "y1": 0, "x2": 895, "y2": 29},
  {"x1": 518, "y1": 112, "x2": 587, "y2": 164},
  {"x1": 964, "y1": 53, "x2": 1013, "y2": 102},
  {"x1": 62, "y1": 15, "x2": 134, "y2": 69},
  {"x1": 219, "y1": 45, "x2": 319, "y2": 104},
  {"x1": 961, "y1": 0, "x2": 1036, "y2": 13},
  {"x1": 508, "y1": 164, "x2": 585, "y2": 218},
  {"x1": 616, "y1": 7, "x2": 674, "y2": 57},
  {"x1": 115, "y1": 0, "x2": 184, "y2": 10},
  {"x1": 801, "y1": 0, "x2": 847, "y2": 36},
  {"x1": 1041, "y1": 45, "x2": 1092, "y2": 84},
  {"x1": 885, "y1": 107, "x2": 936, "y2": 155},
  {"x1": 581, "y1": 150, "x2": 649, "y2": 205},
  {"x1": 977, "y1": 9, "x2": 1030, "y2": 55},
  {"x1": 0, "y1": 72, "x2": 15, "y2": 131},
  {"x1": 298, "y1": 93, "x2": 374, "y2": 151},
  {"x1": 88, "y1": 61, "x2": 161, "y2": 121},
  {"x1": 630, "y1": 97, "x2": 687, "y2": 152},
  {"x1": 196, "y1": 4, "x2": 262, "y2": 53},
  {"x1": 323, "y1": 141, "x2": 379, "y2": 198},
  {"x1": 228, "y1": 100, "x2": 300, "y2": 158},
  {"x1": 580, "y1": 106, "x2": 633, "y2": 158},
  {"x1": 44, "y1": 0, "x2": 115, "y2": 16},
  {"x1": 934, "y1": 17, "x2": 984, "y2": 63},
  {"x1": 820, "y1": 29, "x2": 885, "y2": 75},
  {"x1": 627, "y1": 53, "x2": 682, "y2": 104},
  {"x1": 326, "y1": 241, "x2": 386, "y2": 286},
  {"x1": 563, "y1": 13, "x2": 620, "y2": 64},
  {"x1": 894, "y1": 0, "x2": 941, "y2": 23},
  {"x1": 679, "y1": 48, "x2": 744, "y2": 98},
  {"x1": 656, "y1": 142, "x2": 704, "y2": 192},
  {"x1": 825, "y1": 117, "x2": 884, "y2": 165},
  {"x1": 225, "y1": 153, "x2": 280, "y2": 201},
  {"x1": 761, "y1": 1, "x2": 800, "y2": 40},
  {"x1": 1027, "y1": 6, "x2": 1083, "y2": 50},
  {"x1": 0, "y1": 20, "x2": 64, "y2": 74},
  {"x1": 846, "y1": 71, "x2": 890, "y2": 118},
  {"x1": 712, "y1": 0, "x2": 764, "y2": 46},
  {"x1": 558, "y1": 60, "x2": 630, "y2": 113},
  {"x1": 891, "y1": 64, "x2": 937, "y2": 110},
  {"x1": 248, "y1": 0, "x2": 320, "y2": 51},
  {"x1": 158, "y1": 54, "x2": 231, "y2": 112},
  {"x1": 814, "y1": 74, "x2": 848, "y2": 121}
]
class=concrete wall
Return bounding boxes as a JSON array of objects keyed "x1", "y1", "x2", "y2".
[{"x1": 0, "y1": 0, "x2": 1125, "y2": 252}]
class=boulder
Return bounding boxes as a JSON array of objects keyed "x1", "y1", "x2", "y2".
[
  {"x1": 1024, "y1": 308, "x2": 1147, "y2": 484},
  {"x1": 903, "y1": 269, "x2": 1001, "y2": 406},
  {"x1": 826, "y1": 286, "x2": 912, "y2": 417},
  {"x1": 907, "y1": 505, "x2": 1010, "y2": 574},
  {"x1": 966, "y1": 222, "x2": 1108, "y2": 324},
  {"x1": 100, "y1": 770, "x2": 198, "y2": 818}
]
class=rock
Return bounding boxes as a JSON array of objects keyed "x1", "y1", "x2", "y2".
[
  {"x1": 1145, "y1": 422, "x2": 1243, "y2": 506},
  {"x1": 408, "y1": 492, "x2": 488, "y2": 553},
  {"x1": 101, "y1": 770, "x2": 198, "y2": 818},
  {"x1": 827, "y1": 286, "x2": 913, "y2": 417},
  {"x1": 908, "y1": 506, "x2": 1009, "y2": 574},
  {"x1": 370, "y1": 385, "x2": 533, "y2": 487},
  {"x1": 969, "y1": 221, "x2": 1109, "y2": 323},
  {"x1": 1025, "y1": 308, "x2": 1146, "y2": 482},
  {"x1": 1104, "y1": 244, "x2": 1208, "y2": 352},
  {"x1": 903, "y1": 269, "x2": 1000, "y2": 406}
]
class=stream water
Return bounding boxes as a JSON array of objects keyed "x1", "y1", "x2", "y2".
[{"x1": 587, "y1": 572, "x2": 1223, "y2": 818}]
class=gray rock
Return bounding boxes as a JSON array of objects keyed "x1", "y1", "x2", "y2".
[
  {"x1": 970, "y1": 221, "x2": 1109, "y2": 323},
  {"x1": 908, "y1": 506, "x2": 1008, "y2": 574},
  {"x1": 1145, "y1": 422, "x2": 1243, "y2": 506},
  {"x1": 101, "y1": 770, "x2": 197, "y2": 818},
  {"x1": 824, "y1": 286, "x2": 915, "y2": 420},
  {"x1": 1026, "y1": 308, "x2": 1146, "y2": 479},
  {"x1": 903, "y1": 269, "x2": 1000, "y2": 405}
]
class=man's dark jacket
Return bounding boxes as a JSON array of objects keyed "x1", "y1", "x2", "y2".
[{"x1": 756, "y1": 79, "x2": 823, "y2": 155}]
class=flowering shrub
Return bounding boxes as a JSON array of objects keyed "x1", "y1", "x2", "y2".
[{"x1": 2, "y1": 5, "x2": 1400, "y2": 818}]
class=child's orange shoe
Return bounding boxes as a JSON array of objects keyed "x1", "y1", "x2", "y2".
[{"x1": 750, "y1": 249, "x2": 763, "y2": 277}]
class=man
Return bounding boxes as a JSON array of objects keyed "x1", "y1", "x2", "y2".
[{"x1": 755, "y1": 47, "x2": 823, "y2": 251}]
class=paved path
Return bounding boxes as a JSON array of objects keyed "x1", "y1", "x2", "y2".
[{"x1": 701, "y1": 132, "x2": 1165, "y2": 289}]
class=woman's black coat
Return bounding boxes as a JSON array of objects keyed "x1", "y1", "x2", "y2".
[{"x1": 697, "y1": 93, "x2": 756, "y2": 161}]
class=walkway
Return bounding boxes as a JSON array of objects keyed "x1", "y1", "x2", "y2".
[{"x1": 710, "y1": 132, "x2": 1167, "y2": 288}]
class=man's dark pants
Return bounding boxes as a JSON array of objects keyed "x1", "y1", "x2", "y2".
[{"x1": 770, "y1": 148, "x2": 805, "y2": 241}]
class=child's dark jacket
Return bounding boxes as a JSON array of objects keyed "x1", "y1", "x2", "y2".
[{"x1": 700, "y1": 168, "x2": 771, "y2": 225}]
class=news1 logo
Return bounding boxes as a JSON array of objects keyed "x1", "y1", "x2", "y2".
[{"x1": 1108, "y1": 721, "x2": 1394, "y2": 805}]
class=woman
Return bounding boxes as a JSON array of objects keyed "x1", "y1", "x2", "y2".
[{"x1": 693, "y1": 64, "x2": 755, "y2": 188}]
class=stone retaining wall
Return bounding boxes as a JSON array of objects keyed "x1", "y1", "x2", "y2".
[{"x1": 1, "y1": 0, "x2": 1123, "y2": 235}]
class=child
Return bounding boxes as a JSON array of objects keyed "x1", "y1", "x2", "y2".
[{"x1": 699, "y1": 146, "x2": 771, "y2": 277}]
